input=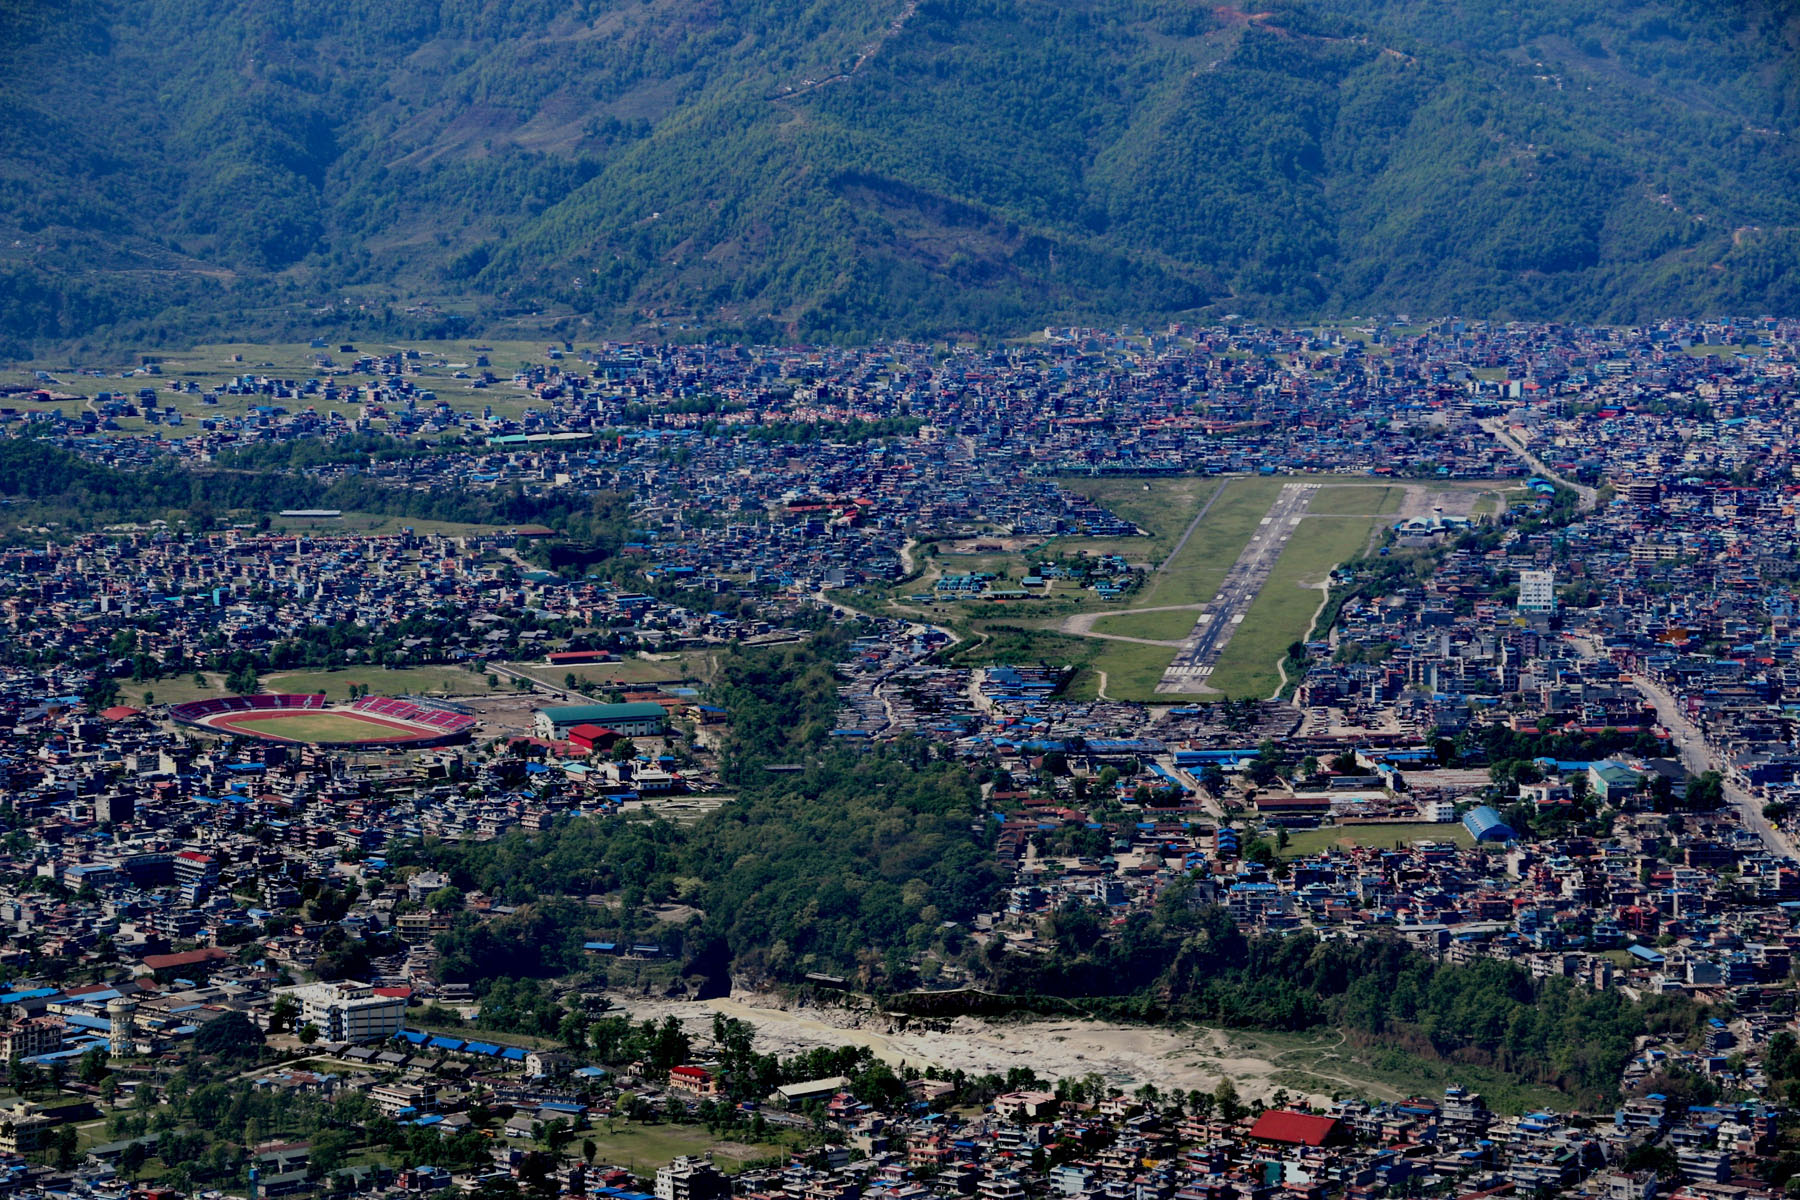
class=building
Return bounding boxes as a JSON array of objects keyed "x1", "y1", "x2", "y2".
[
  {"x1": 1589, "y1": 761, "x2": 1643, "y2": 805},
  {"x1": 534, "y1": 702, "x2": 667, "y2": 740},
  {"x1": 0, "y1": 1017, "x2": 64, "y2": 1061},
  {"x1": 526, "y1": 1049, "x2": 573, "y2": 1078},
  {"x1": 771, "y1": 1076, "x2": 852, "y2": 1109},
  {"x1": 0, "y1": 1102, "x2": 50, "y2": 1154},
  {"x1": 173, "y1": 850, "x2": 218, "y2": 902},
  {"x1": 1518, "y1": 569, "x2": 1557, "y2": 614},
  {"x1": 371, "y1": 1081, "x2": 435, "y2": 1118},
  {"x1": 107, "y1": 997, "x2": 137, "y2": 1055},
  {"x1": 655, "y1": 1157, "x2": 731, "y2": 1200},
  {"x1": 279, "y1": 981, "x2": 407, "y2": 1043},
  {"x1": 667, "y1": 1065, "x2": 722, "y2": 1097},
  {"x1": 1248, "y1": 1110, "x2": 1345, "y2": 1147},
  {"x1": 994, "y1": 1091, "x2": 1059, "y2": 1120},
  {"x1": 1462, "y1": 805, "x2": 1517, "y2": 843}
]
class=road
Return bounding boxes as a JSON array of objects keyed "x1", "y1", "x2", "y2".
[
  {"x1": 488, "y1": 661, "x2": 574, "y2": 700},
  {"x1": 815, "y1": 587, "x2": 962, "y2": 737},
  {"x1": 1567, "y1": 635, "x2": 1796, "y2": 859},
  {"x1": 1627, "y1": 666, "x2": 1798, "y2": 860},
  {"x1": 1479, "y1": 415, "x2": 1599, "y2": 511},
  {"x1": 1158, "y1": 482, "x2": 1317, "y2": 693}
]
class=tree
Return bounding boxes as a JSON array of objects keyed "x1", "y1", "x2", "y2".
[
  {"x1": 1248, "y1": 740, "x2": 1283, "y2": 786},
  {"x1": 311, "y1": 1129, "x2": 353, "y2": 1177},
  {"x1": 298, "y1": 1023, "x2": 320, "y2": 1045},
  {"x1": 9, "y1": 1057, "x2": 42, "y2": 1094},
  {"x1": 195, "y1": 1011, "x2": 265, "y2": 1060},
  {"x1": 78, "y1": 1048, "x2": 109, "y2": 1085},
  {"x1": 426, "y1": 886, "x2": 465, "y2": 912},
  {"x1": 269, "y1": 996, "x2": 299, "y2": 1034},
  {"x1": 1214, "y1": 1078, "x2": 1243, "y2": 1123},
  {"x1": 1687, "y1": 770, "x2": 1725, "y2": 811}
]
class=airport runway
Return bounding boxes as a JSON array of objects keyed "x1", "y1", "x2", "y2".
[{"x1": 1156, "y1": 482, "x2": 1318, "y2": 694}]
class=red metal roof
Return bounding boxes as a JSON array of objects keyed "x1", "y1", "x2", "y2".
[{"x1": 1249, "y1": 1110, "x2": 1341, "y2": 1146}]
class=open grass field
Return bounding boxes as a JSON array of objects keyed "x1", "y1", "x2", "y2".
[
  {"x1": 1683, "y1": 343, "x2": 1767, "y2": 357},
  {"x1": 2, "y1": 337, "x2": 620, "y2": 436},
  {"x1": 1278, "y1": 822, "x2": 1475, "y2": 857},
  {"x1": 258, "y1": 511, "x2": 519, "y2": 537},
  {"x1": 208, "y1": 709, "x2": 431, "y2": 743},
  {"x1": 1137, "y1": 476, "x2": 1286, "y2": 607},
  {"x1": 1056, "y1": 475, "x2": 1222, "y2": 561},
  {"x1": 261, "y1": 665, "x2": 484, "y2": 700},
  {"x1": 1090, "y1": 608, "x2": 1197, "y2": 641},
  {"x1": 953, "y1": 624, "x2": 1105, "y2": 671},
  {"x1": 505, "y1": 651, "x2": 719, "y2": 689},
  {"x1": 1227, "y1": 1027, "x2": 1569, "y2": 1115},
  {"x1": 1306, "y1": 485, "x2": 1404, "y2": 516},
  {"x1": 1087, "y1": 638, "x2": 1183, "y2": 698},
  {"x1": 136, "y1": 673, "x2": 232, "y2": 706},
  {"x1": 1203, "y1": 512, "x2": 1381, "y2": 698},
  {"x1": 565, "y1": 1120, "x2": 795, "y2": 1174}
]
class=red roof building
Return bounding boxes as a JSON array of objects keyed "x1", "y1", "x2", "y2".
[
  {"x1": 140, "y1": 947, "x2": 231, "y2": 975},
  {"x1": 566, "y1": 724, "x2": 622, "y2": 752},
  {"x1": 1248, "y1": 1110, "x2": 1344, "y2": 1147},
  {"x1": 667, "y1": 1065, "x2": 721, "y2": 1096}
]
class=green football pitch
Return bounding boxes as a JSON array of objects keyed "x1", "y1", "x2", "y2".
[{"x1": 207, "y1": 710, "x2": 427, "y2": 743}]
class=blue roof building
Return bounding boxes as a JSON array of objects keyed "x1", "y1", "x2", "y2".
[{"x1": 1462, "y1": 805, "x2": 1517, "y2": 842}]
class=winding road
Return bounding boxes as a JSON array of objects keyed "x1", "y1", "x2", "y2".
[{"x1": 1479, "y1": 415, "x2": 1599, "y2": 512}]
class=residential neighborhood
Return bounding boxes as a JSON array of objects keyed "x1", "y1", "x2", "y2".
[{"x1": 1, "y1": 315, "x2": 1800, "y2": 1200}]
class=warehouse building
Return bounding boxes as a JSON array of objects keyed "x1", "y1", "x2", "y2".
[
  {"x1": 534, "y1": 701, "x2": 667, "y2": 740},
  {"x1": 1462, "y1": 804, "x2": 1518, "y2": 843}
]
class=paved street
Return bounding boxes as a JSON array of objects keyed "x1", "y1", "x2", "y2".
[{"x1": 1626, "y1": 668, "x2": 1799, "y2": 861}]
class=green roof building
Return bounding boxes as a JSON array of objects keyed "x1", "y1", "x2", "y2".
[{"x1": 535, "y1": 701, "x2": 667, "y2": 740}]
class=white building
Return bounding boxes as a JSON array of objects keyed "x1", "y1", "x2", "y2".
[
  {"x1": 279, "y1": 980, "x2": 406, "y2": 1044},
  {"x1": 1518, "y1": 569, "x2": 1556, "y2": 613},
  {"x1": 1420, "y1": 799, "x2": 1458, "y2": 823},
  {"x1": 655, "y1": 1157, "x2": 730, "y2": 1200}
]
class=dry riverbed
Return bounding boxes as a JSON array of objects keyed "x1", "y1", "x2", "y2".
[{"x1": 610, "y1": 991, "x2": 1384, "y2": 1105}]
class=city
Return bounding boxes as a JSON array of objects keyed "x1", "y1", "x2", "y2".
[{"x1": 0, "y1": 317, "x2": 1797, "y2": 1200}]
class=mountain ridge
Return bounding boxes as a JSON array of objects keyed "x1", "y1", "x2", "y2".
[{"x1": 2, "y1": 0, "x2": 1797, "y2": 350}]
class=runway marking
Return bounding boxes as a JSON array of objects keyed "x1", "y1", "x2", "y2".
[{"x1": 1157, "y1": 481, "x2": 1316, "y2": 694}]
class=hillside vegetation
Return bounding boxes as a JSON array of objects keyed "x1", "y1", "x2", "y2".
[{"x1": 3, "y1": 0, "x2": 1797, "y2": 350}]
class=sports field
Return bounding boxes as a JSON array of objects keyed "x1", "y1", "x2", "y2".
[
  {"x1": 261, "y1": 666, "x2": 482, "y2": 700},
  {"x1": 207, "y1": 710, "x2": 431, "y2": 743},
  {"x1": 1279, "y1": 822, "x2": 1475, "y2": 857}
]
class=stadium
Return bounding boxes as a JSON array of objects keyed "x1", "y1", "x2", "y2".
[{"x1": 168, "y1": 693, "x2": 477, "y2": 748}]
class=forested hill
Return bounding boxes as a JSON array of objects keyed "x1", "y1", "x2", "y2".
[{"x1": 3, "y1": 0, "x2": 1798, "y2": 350}]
